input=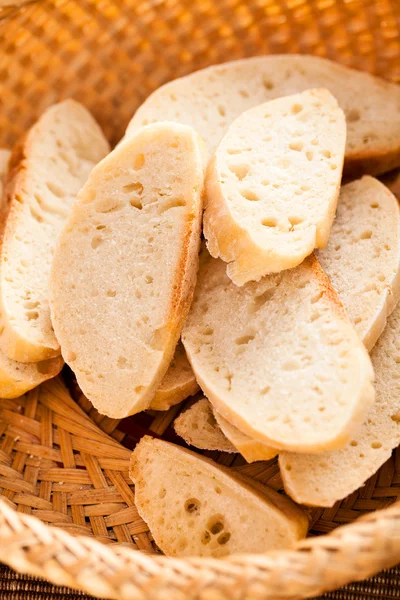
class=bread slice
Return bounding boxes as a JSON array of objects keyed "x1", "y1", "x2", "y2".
[
  {"x1": 182, "y1": 249, "x2": 375, "y2": 453},
  {"x1": 213, "y1": 408, "x2": 277, "y2": 463},
  {"x1": 50, "y1": 123, "x2": 206, "y2": 418},
  {"x1": 0, "y1": 149, "x2": 10, "y2": 199},
  {"x1": 0, "y1": 353, "x2": 64, "y2": 398},
  {"x1": 280, "y1": 296, "x2": 400, "y2": 507},
  {"x1": 0, "y1": 100, "x2": 109, "y2": 363},
  {"x1": 130, "y1": 436, "x2": 308, "y2": 556},
  {"x1": 318, "y1": 176, "x2": 400, "y2": 352},
  {"x1": 0, "y1": 148, "x2": 64, "y2": 396},
  {"x1": 204, "y1": 89, "x2": 345, "y2": 284},
  {"x1": 150, "y1": 341, "x2": 200, "y2": 411},
  {"x1": 174, "y1": 397, "x2": 236, "y2": 452},
  {"x1": 126, "y1": 55, "x2": 400, "y2": 177}
]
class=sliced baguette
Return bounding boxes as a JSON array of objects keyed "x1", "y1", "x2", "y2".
[
  {"x1": 0, "y1": 100, "x2": 109, "y2": 363},
  {"x1": 280, "y1": 296, "x2": 400, "y2": 507},
  {"x1": 204, "y1": 89, "x2": 345, "y2": 284},
  {"x1": 0, "y1": 150, "x2": 64, "y2": 396},
  {"x1": 174, "y1": 397, "x2": 236, "y2": 452},
  {"x1": 126, "y1": 55, "x2": 400, "y2": 177},
  {"x1": 50, "y1": 123, "x2": 206, "y2": 418},
  {"x1": 318, "y1": 176, "x2": 400, "y2": 352},
  {"x1": 150, "y1": 341, "x2": 200, "y2": 411},
  {"x1": 0, "y1": 150, "x2": 10, "y2": 199},
  {"x1": 130, "y1": 436, "x2": 308, "y2": 557},
  {"x1": 182, "y1": 249, "x2": 375, "y2": 453},
  {"x1": 213, "y1": 408, "x2": 277, "y2": 463}
]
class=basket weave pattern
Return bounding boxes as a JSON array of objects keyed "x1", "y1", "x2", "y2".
[{"x1": 0, "y1": 0, "x2": 400, "y2": 598}]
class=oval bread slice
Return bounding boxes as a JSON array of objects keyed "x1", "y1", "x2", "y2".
[
  {"x1": 204, "y1": 88, "x2": 346, "y2": 284},
  {"x1": 318, "y1": 176, "x2": 400, "y2": 352},
  {"x1": 150, "y1": 341, "x2": 200, "y2": 411},
  {"x1": 280, "y1": 297, "x2": 400, "y2": 507},
  {"x1": 0, "y1": 152, "x2": 64, "y2": 397},
  {"x1": 182, "y1": 249, "x2": 375, "y2": 453},
  {"x1": 174, "y1": 397, "x2": 236, "y2": 453},
  {"x1": 0, "y1": 100, "x2": 109, "y2": 363},
  {"x1": 130, "y1": 436, "x2": 308, "y2": 557},
  {"x1": 214, "y1": 408, "x2": 277, "y2": 463},
  {"x1": 126, "y1": 54, "x2": 400, "y2": 177},
  {"x1": 50, "y1": 123, "x2": 206, "y2": 418}
]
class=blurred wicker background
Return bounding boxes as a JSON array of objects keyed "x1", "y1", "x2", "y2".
[{"x1": 1, "y1": 0, "x2": 400, "y2": 598}]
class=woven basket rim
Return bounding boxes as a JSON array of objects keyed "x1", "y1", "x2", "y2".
[
  {"x1": 1, "y1": 0, "x2": 400, "y2": 597},
  {"x1": 0, "y1": 494, "x2": 400, "y2": 599}
]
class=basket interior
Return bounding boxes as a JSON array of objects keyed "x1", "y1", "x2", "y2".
[{"x1": 0, "y1": 0, "x2": 400, "y2": 552}]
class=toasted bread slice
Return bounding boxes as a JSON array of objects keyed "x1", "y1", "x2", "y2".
[
  {"x1": 130, "y1": 436, "x2": 308, "y2": 556},
  {"x1": 204, "y1": 89, "x2": 345, "y2": 284},
  {"x1": 50, "y1": 123, "x2": 205, "y2": 418},
  {"x1": 182, "y1": 249, "x2": 375, "y2": 453},
  {"x1": 150, "y1": 342, "x2": 200, "y2": 411},
  {"x1": 214, "y1": 408, "x2": 277, "y2": 463},
  {"x1": 318, "y1": 176, "x2": 400, "y2": 351},
  {"x1": 174, "y1": 397, "x2": 236, "y2": 452},
  {"x1": 0, "y1": 100, "x2": 109, "y2": 363},
  {"x1": 126, "y1": 55, "x2": 400, "y2": 177},
  {"x1": 280, "y1": 297, "x2": 400, "y2": 507}
]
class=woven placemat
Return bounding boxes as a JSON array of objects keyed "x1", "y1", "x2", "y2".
[{"x1": 1, "y1": 563, "x2": 399, "y2": 600}]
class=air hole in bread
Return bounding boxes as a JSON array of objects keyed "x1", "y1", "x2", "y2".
[
  {"x1": 371, "y1": 442, "x2": 382, "y2": 449},
  {"x1": 289, "y1": 141, "x2": 304, "y2": 152},
  {"x1": 261, "y1": 217, "x2": 277, "y2": 228},
  {"x1": 347, "y1": 108, "x2": 360, "y2": 122},
  {"x1": 91, "y1": 236, "x2": 104, "y2": 249},
  {"x1": 26, "y1": 310, "x2": 39, "y2": 321},
  {"x1": 289, "y1": 216, "x2": 304, "y2": 228},
  {"x1": 123, "y1": 182, "x2": 144, "y2": 195},
  {"x1": 228, "y1": 163, "x2": 250, "y2": 180},
  {"x1": 311, "y1": 291, "x2": 323, "y2": 304},
  {"x1": 235, "y1": 334, "x2": 255, "y2": 345},
  {"x1": 350, "y1": 440, "x2": 358, "y2": 446},
  {"x1": 106, "y1": 290, "x2": 116, "y2": 297},
  {"x1": 130, "y1": 198, "x2": 143, "y2": 209},
  {"x1": 261, "y1": 179, "x2": 269, "y2": 186},
  {"x1": 215, "y1": 486, "x2": 222, "y2": 494},
  {"x1": 207, "y1": 515, "x2": 224, "y2": 535},
  {"x1": 24, "y1": 300, "x2": 39, "y2": 310},
  {"x1": 135, "y1": 385, "x2": 144, "y2": 394},
  {"x1": 240, "y1": 189, "x2": 259, "y2": 201},
  {"x1": 134, "y1": 153, "x2": 145, "y2": 170},
  {"x1": 117, "y1": 356, "x2": 128, "y2": 368},
  {"x1": 217, "y1": 532, "x2": 231, "y2": 545},
  {"x1": 370, "y1": 203, "x2": 379, "y2": 209},
  {"x1": 283, "y1": 359, "x2": 301, "y2": 371},
  {"x1": 360, "y1": 230, "x2": 372, "y2": 240},
  {"x1": 262, "y1": 78, "x2": 274, "y2": 91},
  {"x1": 306, "y1": 151, "x2": 313, "y2": 161},
  {"x1": 322, "y1": 150, "x2": 332, "y2": 159},
  {"x1": 201, "y1": 531, "x2": 211, "y2": 545},
  {"x1": 260, "y1": 385, "x2": 271, "y2": 395},
  {"x1": 391, "y1": 412, "x2": 400, "y2": 423},
  {"x1": 291, "y1": 103, "x2": 303, "y2": 115},
  {"x1": 218, "y1": 105, "x2": 226, "y2": 117},
  {"x1": 96, "y1": 224, "x2": 106, "y2": 230},
  {"x1": 66, "y1": 351, "x2": 76, "y2": 362},
  {"x1": 35, "y1": 359, "x2": 54, "y2": 375},
  {"x1": 159, "y1": 488, "x2": 166, "y2": 499},
  {"x1": 159, "y1": 197, "x2": 186, "y2": 212},
  {"x1": 239, "y1": 89, "x2": 249, "y2": 98},
  {"x1": 30, "y1": 206, "x2": 43, "y2": 223},
  {"x1": 96, "y1": 200, "x2": 124, "y2": 213},
  {"x1": 46, "y1": 180, "x2": 66, "y2": 198},
  {"x1": 184, "y1": 498, "x2": 200, "y2": 514},
  {"x1": 145, "y1": 275, "x2": 153, "y2": 284},
  {"x1": 226, "y1": 148, "x2": 241, "y2": 155},
  {"x1": 330, "y1": 164, "x2": 338, "y2": 170},
  {"x1": 251, "y1": 288, "x2": 276, "y2": 312},
  {"x1": 202, "y1": 327, "x2": 214, "y2": 336}
]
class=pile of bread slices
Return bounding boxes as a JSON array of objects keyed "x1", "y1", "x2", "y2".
[{"x1": 2, "y1": 55, "x2": 400, "y2": 558}]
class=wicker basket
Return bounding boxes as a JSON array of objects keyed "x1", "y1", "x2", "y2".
[{"x1": 0, "y1": 1, "x2": 400, "y2": 598}]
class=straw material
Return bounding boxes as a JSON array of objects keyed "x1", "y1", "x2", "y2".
[{"x1": 0, "y1": 0, "x2": 400, "y2": 598}]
